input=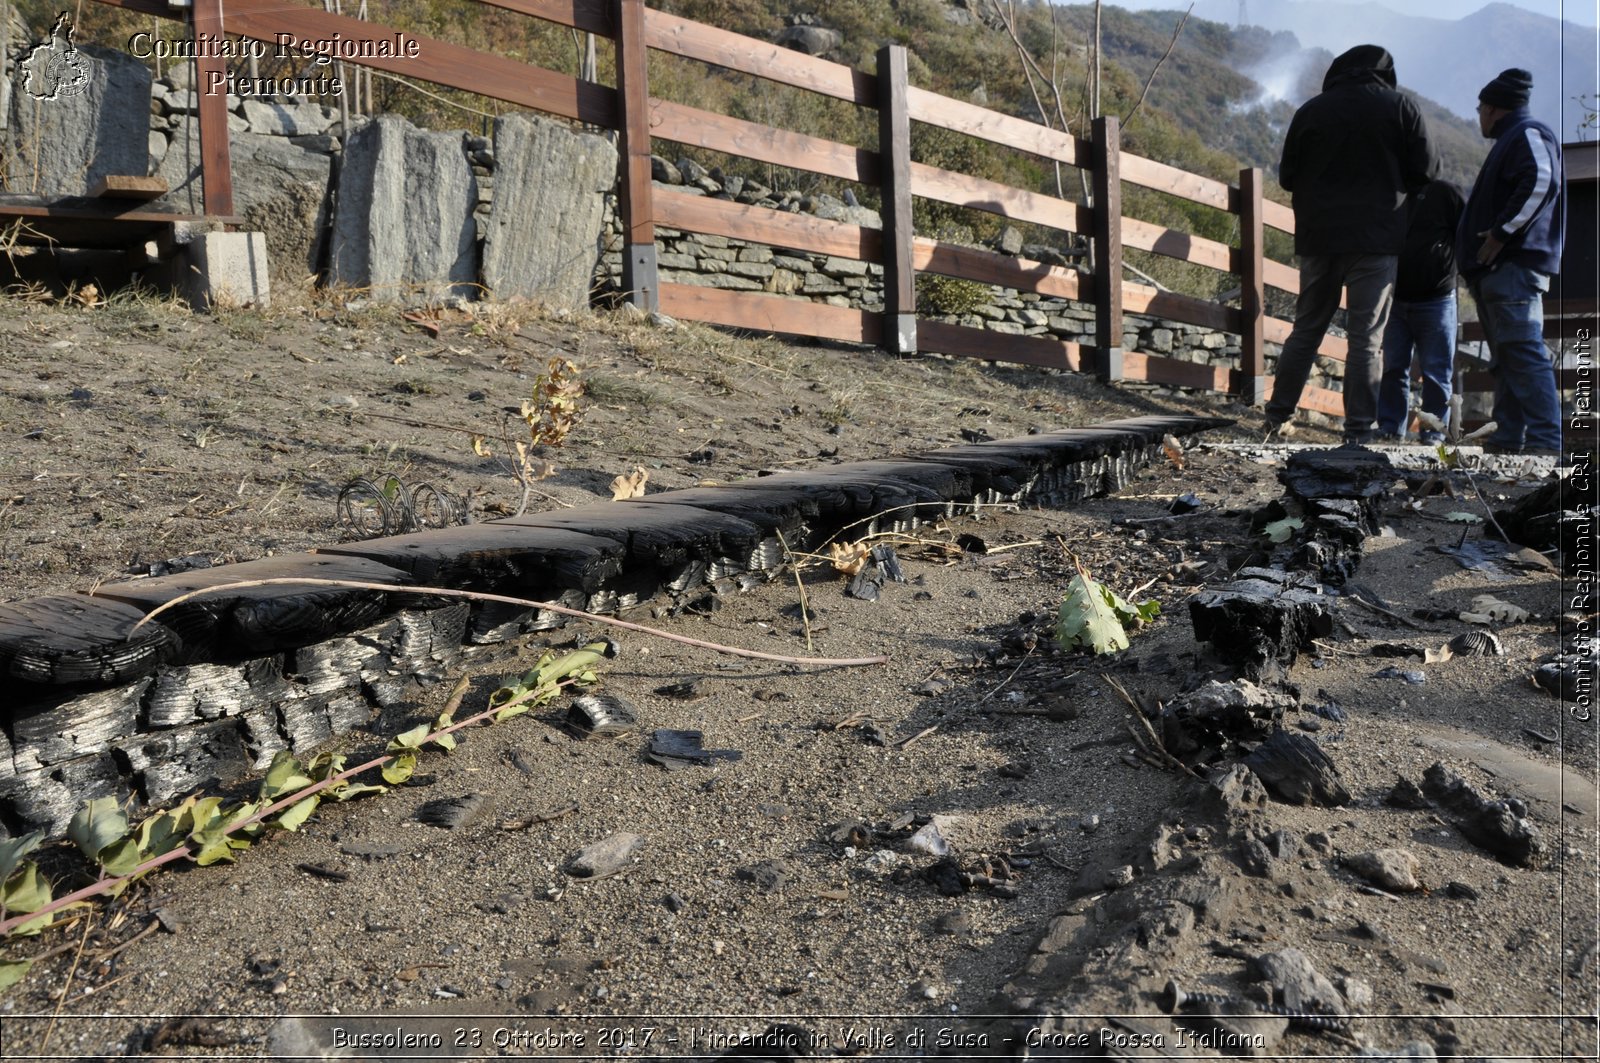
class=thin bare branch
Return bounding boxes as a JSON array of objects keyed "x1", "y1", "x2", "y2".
[{"x1": 1122, "y1": 5, "x2": 1193, "y2": 130}]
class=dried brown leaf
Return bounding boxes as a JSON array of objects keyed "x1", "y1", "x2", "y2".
[{"x1": 610, "y1": 466, "x2": 648, "y2": 500}]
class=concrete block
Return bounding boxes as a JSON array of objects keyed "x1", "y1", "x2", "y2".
[{"x1": 183, "y1": 231, "x2": 272, "y2": 310}]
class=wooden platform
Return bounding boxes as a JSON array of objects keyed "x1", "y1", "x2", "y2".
[{"x1": 0, "y1": 193, "x2": 241, "y2": 251}]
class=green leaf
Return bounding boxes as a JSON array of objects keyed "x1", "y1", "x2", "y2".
[
  {"x1": 1, "y1": 864, "x2": 56, "y2": 936},
  {"x1": 1057, "y1": 572, "x2": 1131, "y2": 654},
  {"x1": 134, "y1": 807, "x2": 191, "y2": 859},
  {"x1": 0, "y1": 831, "x2": 44, "y2": 884},
  {"x1": 259, "y1": 751, "x2": 315, "y2": 801},
  {"x1": 388, "y1": 724, "x2": 430, "y2": 752},
  {"x1": 305, "y1": 751, "x2": 347, "y2": 780},
  {"x1": 95, "y1": 837, "x2": 145, "y2": 878},
  {"x1": 1262, "y1": 516, "x2": 1303, "y2": 543},
  {"x1": 0, "y1": 958, "x2": 33, "y2": 992},
  {"x1": 273, "y1": 795, "x2": 320, "y2": 832},
  {"x1": 431, "y1": 713, "x2": 457, "y2": 752},
  {"x1": 493, "y1": 700, "x2": 533, "y2": 723},
  {"x1": 68, "y1": 797, "x2": 130, "y2": 866},
  {"x1": 381, "y1": 751, "x2": 417, "y2": 785}
]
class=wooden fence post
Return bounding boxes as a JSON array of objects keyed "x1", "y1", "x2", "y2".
[
  {"x1": 876, "y1": 45, "x2": 915, "y2": 354},
  {"x1": 1238, "y1": 166, "x2": 1266, "y2": 405},
  {"x1": 615, "y1": 0, "x2": 658, "y2": 312},
  {"x1": 1091, "y1": 115, "x2": 1123, "y2": 382},
  {"x1": 192, "y1": 0, "x2": 234, "y2": 217}
]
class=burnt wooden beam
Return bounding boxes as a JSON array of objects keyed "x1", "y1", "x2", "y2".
[
  {"x1": 0, "y1": 595, "x2": 179, "y2": 687},
  {"x1": 88, "y1": 555, "x2": 412, "y2": 664}
]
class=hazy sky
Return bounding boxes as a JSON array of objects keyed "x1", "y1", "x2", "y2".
[{"x1": 1103, "y1": 0, "x2": 1596, "y2": 27}]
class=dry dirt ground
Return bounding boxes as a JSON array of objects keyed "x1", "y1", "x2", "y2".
[{"x1": 0, "y1": 291, "x2": 1594, "y2": 1061}]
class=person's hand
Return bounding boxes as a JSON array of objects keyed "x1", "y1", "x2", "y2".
[{"x1": 1476, "y1": 230, "x2": 1504, "y2": 266}]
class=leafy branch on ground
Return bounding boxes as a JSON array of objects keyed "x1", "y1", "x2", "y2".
[{"x1": 0, "y1": 642, "x2": 612, "y2": 991}]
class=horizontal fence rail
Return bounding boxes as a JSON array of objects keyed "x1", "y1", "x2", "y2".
[{"x1": 87, "y1": 0, "x2": 1587, "y2": 426}]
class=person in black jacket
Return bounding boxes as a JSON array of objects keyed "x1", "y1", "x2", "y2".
[
  {"x1": 1263, "y1": 44, "x2": 1438, "y2": 443},
  {"x1": 1378, "y1": 180, "x2": 1466, "y2": 444},
  {"x1": 1457, "y1": 68, "x2": 1566, "y2": 455}
]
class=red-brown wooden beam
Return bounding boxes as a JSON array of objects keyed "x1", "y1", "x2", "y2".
[
  {"x1": 876, "y1": 45, "x2": 915, "y2": 355},
  {"x1": 191, "y1": 0, "x2": 233, "y2": 217},
  {"x1": 615, "y1": 0, "x2": 657, "y2": 311},
  {"x1": 1238, "y1": 166, "x2": 1266, "y2": 405},
  {"x1": 1091, "y1": 116, "x2": 1124, "y2": 382}
]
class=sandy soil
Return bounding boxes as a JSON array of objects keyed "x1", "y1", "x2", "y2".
[{"x1": 0, "y1": 292, "x2": 1593, "y2": 1060}]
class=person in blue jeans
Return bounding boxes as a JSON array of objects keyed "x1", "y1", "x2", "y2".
[
  {"x1": 1457, "y1": 68, "x2": 1565, "y2": 455},
  {"x1": 1263, "y1": 45, "x2": 1436, "y2": 444},
  {"x1": 1379, "y1": 180, "x2": 1465, "y2": 444}
]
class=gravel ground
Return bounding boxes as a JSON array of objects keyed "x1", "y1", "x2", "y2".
[{"x1": 0, "y1": 294, "x2": 1593, "y2": 1060}]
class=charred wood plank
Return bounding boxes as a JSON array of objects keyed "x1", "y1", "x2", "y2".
[
  {"x1": 9, "y1": 678, "x2": 152, "y2": 767},
  {"x1": 89, "y1": 555, "x2": 412, "y2": 664},
  {"x1": 497, "y1": 500, "x2": 767, "y2": 572},
  {"x1": 318, "y1": 525, "x2": 625, "y2": 596},
  {"x1": 0, "y1": 595, "x2": 179, "y2": 687},
  {"x1": 146, "y1": 657, "x2": 295, "y2": 728},
  {"x1": 117, "y1": 717, "x2": 255, "y2": 806},
  {"x1": 1, "y1": 751, "x2": 132, "y2": 835}
]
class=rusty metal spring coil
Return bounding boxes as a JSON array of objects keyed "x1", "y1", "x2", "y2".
[{"x1": 337, "y1": 473, "x2": 468, "y2": 539}]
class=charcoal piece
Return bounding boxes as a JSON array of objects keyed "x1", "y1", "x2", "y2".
[
  {"x1": 1422, "y1": 762, "x2": 1546, "y2": 867},
  {"x1": 646, "y1": 729, "x2": 742, "y2": 770},
  {"x1": 117, "y1": 718, "x2": 254, "y2": 805},
  {"x1": 654, "y1": 679, "x2": 704, "y2": 701},
  {"x1": 1189, "y1": 577, "x2": 1333, "y2": 679},
  {"x1": 1241, "y1": 730, "x2": 1350, "y2": 807},
  {"x1": 1493, "y1": 476, "x2": 1590, "y2": 567},
  {"x1": 1448, "y1": 630, "x2": 1504, "y2": 657},
  {"x1": 0, "y1": 594, "x2": 179, "y2": 686},
  {"x1": 567, "y1": 692, "x2": 638, "y2": 738},
  {"x1": 1385, "y1": 776, "x2": 1431, "y2": 809},
  {"x1": 416, "y1": 793, "x2": 490, "y2": 830},
  {"x1": 923, "y1": 857, "x2": 969, "y2": 896},
  {"x1": 845, "y1": 544, "x2": 907, "y2": 601},
  {"x1": 322, "y1": 692, "x2": 375, "y2": 734},
  {"x1": 9, "y1": 678, "x2": 151, "y2": 766},
  {"x1": 90, "y1": 555, "x2": 411, "y2": 664},
  {"x1": 1169, "y1": 492, "x2": 1204, "y2": 514},
  {"x1": 1533, "y1": 645, "x2": 1595, "y2": 701},
  {"x1": 1159, "y1": 679, "x2": 1297, "y2": 755}
]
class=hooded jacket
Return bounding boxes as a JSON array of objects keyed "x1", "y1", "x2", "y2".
[
  {"x1": 1456, "y1": 107, "x2": 1565, "y2": 279},
  {"x1": 1278, "y1": 45, "x2": 1438, "y2": 256}
]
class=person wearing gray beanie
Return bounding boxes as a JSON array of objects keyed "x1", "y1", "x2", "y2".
[{"x1": 1456, "y1": 68, "x2": 1565, "y2": 454}]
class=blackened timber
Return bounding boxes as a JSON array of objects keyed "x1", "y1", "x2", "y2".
[
  {"x1": 318, "y1": 525, "x2": 625, "y2": 597},
  {"x1": 88, "y1": 555, "x2": 412, "y2": 664},
  {"x1": 0, "y1": 595, "x2": 179, "y2": 686}
]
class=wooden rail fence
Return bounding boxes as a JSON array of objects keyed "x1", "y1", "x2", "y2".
[{"x1": 94, "y1": 0, "x2": 1593, "y2": 423}]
